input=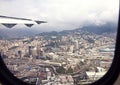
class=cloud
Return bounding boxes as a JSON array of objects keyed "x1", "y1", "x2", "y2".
[{"x1": 0, "y1": 0, "x2": 119, "y2": 31}]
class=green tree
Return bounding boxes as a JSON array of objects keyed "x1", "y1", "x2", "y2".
[{"x1": 56, "y1": 66, "x2": 66, "y2": 74}]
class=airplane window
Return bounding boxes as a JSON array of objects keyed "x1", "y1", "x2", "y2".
[{"x1": 0, "y1": 0, "x2": 119, "y2": 85}]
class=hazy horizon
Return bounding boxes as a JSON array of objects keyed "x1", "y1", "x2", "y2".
[{"x1": 0, "y1": 0, "x2": 119, "y2": 31}]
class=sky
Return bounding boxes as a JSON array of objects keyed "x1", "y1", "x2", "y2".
[{"x1": 0, "y1": 0, "x2": 119, "y2": 31}]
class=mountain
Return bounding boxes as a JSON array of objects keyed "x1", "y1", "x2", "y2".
[
  {"x1": 45, "y1": 22, "x2": 117, "y2": 36},
  {"x1": 38, "y1": 31, "x2": 59, "y2": 36},
  {"x1": 80, "y1": 22, "x2": 117, "y2": 34},
  {"x1": 0, "y1": 22, "x2": 117, "y2": 39},
  {"x1": 0, "y1": 28, "x2": 42, "y2": 39}
]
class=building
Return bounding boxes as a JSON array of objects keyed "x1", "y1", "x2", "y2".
[{"x1": 86, "y1": 71, "x2": 106, "y2": 81}]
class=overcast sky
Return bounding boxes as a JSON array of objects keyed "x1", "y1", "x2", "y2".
[{"x1": 0, "y1": 0, "x2": 119, "y2": 31}]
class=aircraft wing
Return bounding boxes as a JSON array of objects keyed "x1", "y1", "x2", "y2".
[{"x1": 0, "y1": 15, "x2": 47, "y2": 28}]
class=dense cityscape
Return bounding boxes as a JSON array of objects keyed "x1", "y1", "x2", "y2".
[{"x1": 0, "y1": 28, "x2": 115, "y2": 85}]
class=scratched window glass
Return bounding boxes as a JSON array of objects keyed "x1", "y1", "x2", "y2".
[{"x1": 0, "y1": 0, "x2": 119, "y2": 85}]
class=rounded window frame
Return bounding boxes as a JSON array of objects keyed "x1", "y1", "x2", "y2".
[{"x1": 0, "y1": 9, "x2": 120, "y2": 85}]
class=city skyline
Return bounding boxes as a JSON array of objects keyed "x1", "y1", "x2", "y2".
[{"x1": 0, "y1": 27, "x2": 115, "y2": 84}]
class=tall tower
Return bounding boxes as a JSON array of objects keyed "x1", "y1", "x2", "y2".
[
  {"x1": 28, "y1": 46, "x2": 33, "y2": 56},
  {"x1": 74, "y1": 40, "x2": 79, "y2": 51},
  {"x1": 31, "y1": 47, "x2": 37, "y2": 57},
  {"x1": 37, "y1": 43, "x2": 44, "y2": 57}
]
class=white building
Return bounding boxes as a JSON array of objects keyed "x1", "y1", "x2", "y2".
[{"x1": 86, "y1": 71, "x2": 107, "y2": 81}]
